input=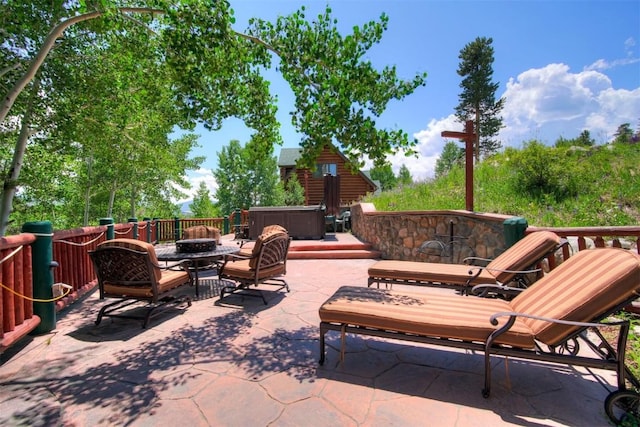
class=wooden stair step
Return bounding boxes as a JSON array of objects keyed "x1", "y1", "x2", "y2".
[
  {"x1": 288, "y1": 249, "x2": 381, "y2": 260},
  {"x1": 289, "y1": 243, "x2": 372, "y2": 252}
]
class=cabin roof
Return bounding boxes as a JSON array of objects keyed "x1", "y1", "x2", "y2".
[{"x1": 278, "y1": 147, "x2": 378, "y2": 191}]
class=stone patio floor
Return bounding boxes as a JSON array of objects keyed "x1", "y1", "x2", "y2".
[{"x1": 0, "y1": 242, "x2": 619, "y2": 426}]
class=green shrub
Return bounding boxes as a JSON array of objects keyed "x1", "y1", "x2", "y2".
[
  {"x1": 507, "y1": 141, "x2": 583, "y2": 202},
  {"x1": 363, "y1": 139, "x2": 639, "y2": 227}
]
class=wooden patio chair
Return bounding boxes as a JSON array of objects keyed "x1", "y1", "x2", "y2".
[
  {"x1": 320, "y1": 248, "x2": 640, "y2": 424},
  {"x1": 368, "y1": 230, "x2": 565, "y2": 296},
  {"x1": 89, "y1": 239, "x2": 193, "y2": 327},
  {"x1": 218, "y1": 228, "x2": 291, "y2": 304}
]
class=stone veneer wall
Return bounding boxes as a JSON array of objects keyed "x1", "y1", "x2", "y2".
[{"x1": 351, "y1": 203, "x2": 516, "y2": 263}]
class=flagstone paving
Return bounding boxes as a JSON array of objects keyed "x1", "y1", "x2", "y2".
[{"x1": 0, "y1": 243, "x2": 619, "y2": 426}]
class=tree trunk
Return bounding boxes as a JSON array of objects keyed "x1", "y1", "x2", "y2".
[
  {"x1": 107, "y1": 181, "x2": 116, "y2": 218},
  {"x1": 83, "y1": 156, "x2": 93, "y2": 226},
  {"x1": 129, "y1": 184, "x2": 137, "y2": 218},
  {"x1": 474, "y1": 107, "x2": 480, "y2": 162},
  {"x1": 0, "y1": 78, "x2": 39, "y2": 236}
]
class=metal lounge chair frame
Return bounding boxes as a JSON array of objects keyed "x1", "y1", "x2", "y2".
[
  {"x1": 89, "y1": 239, "x2": 193, "y2": 328},
  {"x1": 319, "y1": 248, "x2": 640, "y2": 424},
  {"x1": 218, "y1": 229, "x2": 291, "y2": 304},
  {"x1": 368, "y1": 230, "x2": 566, "y2": 296}
]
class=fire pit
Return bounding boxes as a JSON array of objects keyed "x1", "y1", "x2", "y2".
[{"x1": 175, "y1": 238, "x2": 217, "y2": 253}]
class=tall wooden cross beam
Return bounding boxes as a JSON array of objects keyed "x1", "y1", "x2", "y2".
[{"x1": 441, "y1": 120, "x2": 476, "y2": 211}]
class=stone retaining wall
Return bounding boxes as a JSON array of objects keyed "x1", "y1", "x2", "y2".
[{"x1": 350, "y1": 203, "x2": 515, "y2": 263}]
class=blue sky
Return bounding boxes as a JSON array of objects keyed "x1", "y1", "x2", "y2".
[{"x1": 179, "y1": 0, "x2": 640, "y2": 201}]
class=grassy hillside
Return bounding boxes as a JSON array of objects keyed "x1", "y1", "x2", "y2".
[{"x1": 363, "y1": 141, "x2": 640, "y2": 227}]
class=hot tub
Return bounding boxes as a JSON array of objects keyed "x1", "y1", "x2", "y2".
[{"x1": 249, "y1": 206, "x2": 326, "y2": 240}]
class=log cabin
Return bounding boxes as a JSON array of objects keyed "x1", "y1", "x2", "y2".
[{"x1": 278, "y1": 145, "x2": 379, "y2": 213}]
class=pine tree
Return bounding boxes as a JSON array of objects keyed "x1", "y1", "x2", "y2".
[
  {"x1": 190, "y1": 181, "x2": 218, "y2": 218},
  {"x1": 397, "y1": 164, "x2": 413, "y2": 186},
  {"x1": 455, "y1": 37, "x2": 505, "y2": 160}
]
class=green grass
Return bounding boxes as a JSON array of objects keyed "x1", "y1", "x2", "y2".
[{"x1": 364, "y1": 142, "x2": 640, "y2": 227}]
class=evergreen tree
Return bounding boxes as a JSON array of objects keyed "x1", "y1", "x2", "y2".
[
  {"x1": 397, "y1": 164, "x2": 413, "y2": 186},
  {"x1": 370, "y1": 163, "x2": 397, "y2": 191},
  {"x1": 435, "y1": 141, "x2": 465, "y2": 177},
  {"x1": 190, "y1": 181, "x2": 218, "y2": 218},
  {"x1": 283, "y1": 174, "x2": 306, "y2": 206},
  {"x1": 613, "y1": 123, "x2": 634, "y2": 144},
  {"x1": 455, "y1": 37, "x2": 505, "y2": 160},
  {"x1": 555, "y1": 130, "x2": 595, "y2": 148},
  {"x1": 576, "y1": 130, "x2": 595, "y2": 147}
]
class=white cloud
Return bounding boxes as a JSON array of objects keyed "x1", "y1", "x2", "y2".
[
  {"x1": 400, "y1": 63, "x2": 640, "y2": 180},
  {"x1": 500, "y1": 63, "x2": 639, "y2": 145},
  {"x1": 585, "y1": 57, "x2": 640, "y2": 71},
  {"x1": 585, "y1": 37, "x2": 640, "y2": 71},
  {"x1": 176, "y1": 168, "x2": 218, "y2": 203},
  {"x1": 367, "y1": 115, "x2": 464, "y2": 182}
]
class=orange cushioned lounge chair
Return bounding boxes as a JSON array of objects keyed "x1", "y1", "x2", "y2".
[
  {"x1": 320, "y1": 247, "x2": 640, "y2": 423},
  {"x1": 368, "y1": 230, "x2": 564, "y2": 296},
  {"x1": 90, "y1": 238, "x2": 193, "y2": 327}
]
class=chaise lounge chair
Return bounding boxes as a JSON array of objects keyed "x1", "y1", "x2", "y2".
[
  {"x1": 89, "y1": 239, "x2": 193, "y2": 327},
  {"x1": 319, "y1": 247, "x2": 640, "y2": 424},
  {"x1": 368, "y1": 230, "x2": 564, "y2": 295}
]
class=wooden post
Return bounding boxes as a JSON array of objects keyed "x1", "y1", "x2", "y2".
[{"x1": 441, "y1": 120, "x2": 476, "y2": 211}]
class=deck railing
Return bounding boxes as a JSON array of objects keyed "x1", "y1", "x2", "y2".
[
  {"x1": 527, "y1": 225, "x2": 640, "y2": 269},
  {"x1": 0, "y1": 233, "x2": 38, "y2": 350},
  {"x1": 1, "y1": 214, "x2": 638, "y2": 351},
  {"x1": 52, "y1": 226, "x2": 108, "y2": 312}
]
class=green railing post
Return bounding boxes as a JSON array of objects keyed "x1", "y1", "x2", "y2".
[
  {"x1": 99, "y1": 217, "x2": 114, "y2": 240},
  {"x1": 234, "y1": 208, "x2": 241, "y2": 235},
  {"x1": 22, "y1": 221, "x2": 56, "y2": 334},
  {"x1": 223, "y1": 215, "x2": 230, "y2": 235},
  {"x1": 143, "y1": 217, "x2": 152, "y2": 242},
  {"x1": 128, "y1": 217, "x2": 138, "y2": 239},
  {"x1": 152, "y1": 217, "x2": 159, "y2": 242},
  {"x1": 174, "y1": 217, "x2": 180, "y2": 241}
]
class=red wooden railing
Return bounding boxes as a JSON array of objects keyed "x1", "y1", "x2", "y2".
[
  {"x1": 527, "y1": 226, "x2": 640, "y2": 270},
  {"x1": 0, "y1": 233, "x2": 39, "y2": 350},
  {"x1": 155, "y1": 218, "x2": 226, "y2": 242},
  {"x1": 52, "y1": 226, "x2": 108, "y2": 312}
]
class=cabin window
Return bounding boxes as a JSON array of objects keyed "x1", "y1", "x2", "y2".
[{"x1": 313, "y1": 163, "x2": 337, "y2": 178}]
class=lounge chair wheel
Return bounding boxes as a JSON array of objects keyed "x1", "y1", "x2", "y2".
[{"x1": 605, "y1": 390, "x2": 640, "y2": 425}]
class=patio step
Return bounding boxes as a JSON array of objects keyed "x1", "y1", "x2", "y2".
[
  {"x1": 288, "y1": 239, "x2": 381, "y2": 259},
  {"x1": 287, "y1": 249, "x2": 381, "y2": 260}
]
